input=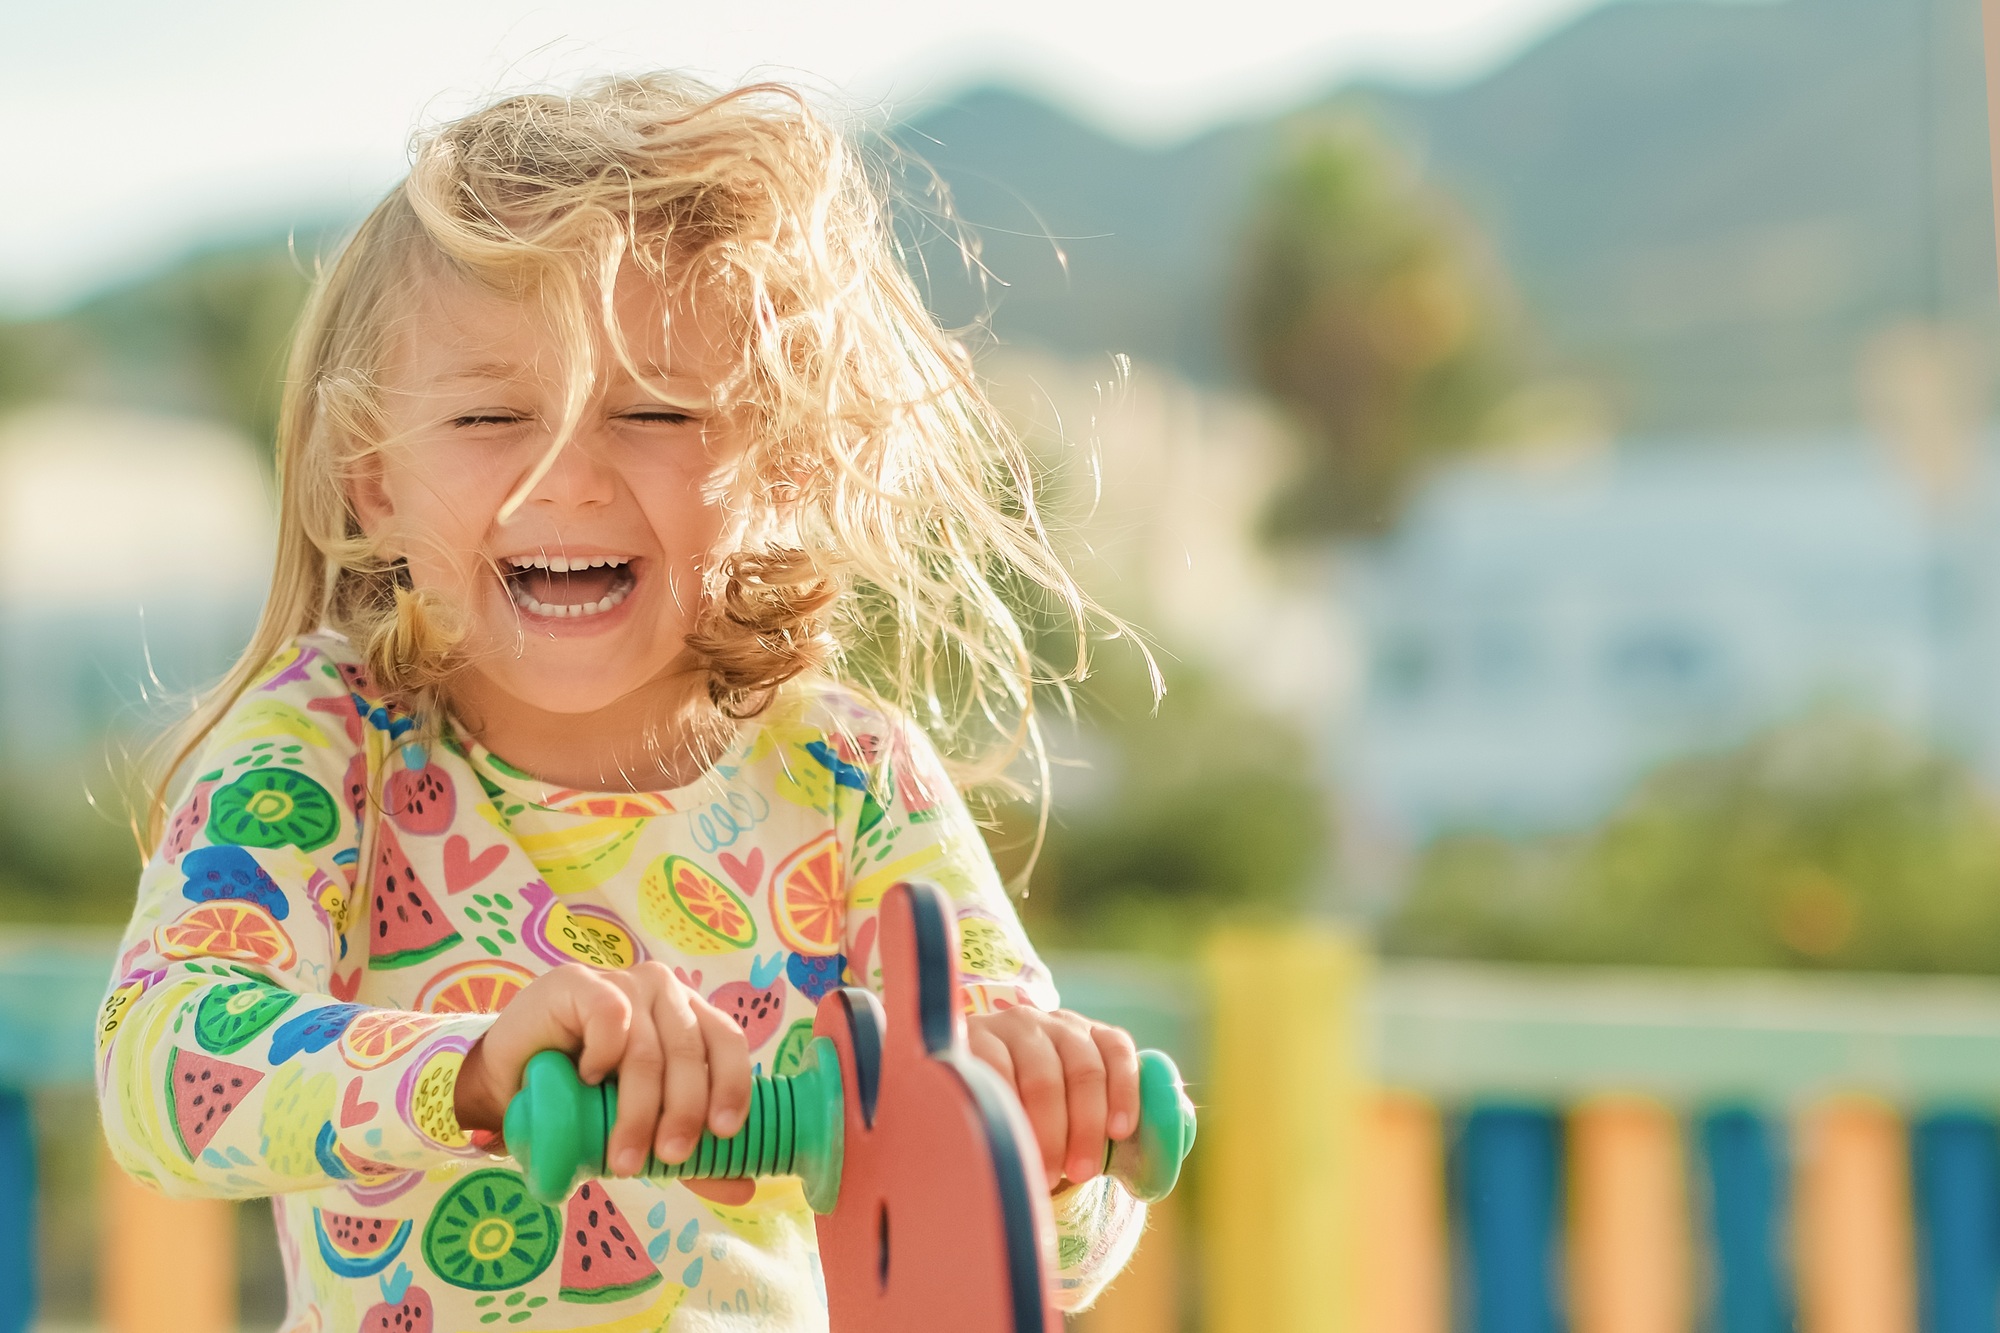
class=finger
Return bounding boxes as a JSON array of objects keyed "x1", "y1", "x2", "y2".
[
  {"x1": 1005, "y1": 1026, "x2": 1070, "y2": 1189},
  {"x1": 652, "y1": 986, "x2": 710, "y2": 1164},
  {"x1": 1047, "y1": 1016, "x2": 1109, "y2": 1184},
  {"x1": 562, "y1": 968, "x2": 634, "y2": 1088},
  {"x1": 967, "y1": 1027, "x2": 1017, "y2": 1088},
  {"x1": 698, "y1": 1001, "x2": 753, "y2": 1139},
  {"x1": 606, "y1": 992, "x2": 665, "y2": 1178},
  {"x1": 1092, "y1": 1024, "x2": 1141, "y2": 1141},
  {"x1": 682, "y1": 1178, "x2": 757, "y2": 1206}
]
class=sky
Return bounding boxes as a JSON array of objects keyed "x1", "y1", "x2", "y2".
[{"x1": 1, "y1": 0, "x2": 1612, "y2": 314}]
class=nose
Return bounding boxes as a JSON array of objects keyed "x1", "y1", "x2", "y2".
[{"x1": 517, "y1": 424, "x2": 617, "y2": 515}]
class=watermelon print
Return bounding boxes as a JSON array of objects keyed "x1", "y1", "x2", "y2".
[
  {"x1": 180, "y1": 845, "x2": 290, "y2": 919},
  {"x1": 167, "y1": 1048, "x2": 262, "y2": 1159},
  {"x1": 94, "y1": 631, "x2": 1127, "y2": 1329},
  {"x1": 313, "y1": 1208, "x2": 412, "y2": 1277},
  {"x1": 370, "y1": 825, "x2": 461, "y2": 969},
  {"x1": 559, "y1": 1181, "x2": 662, "y2": 1304}
]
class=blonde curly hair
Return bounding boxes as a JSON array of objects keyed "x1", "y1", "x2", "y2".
[{"x1": 148, "y1": 73, "x2": 1132, "y2": 845}]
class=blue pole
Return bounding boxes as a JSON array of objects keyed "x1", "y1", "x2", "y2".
[
  {"x1": 0, "y1": 1088, "x2": 35, "y2": 1333},
  {"x1": 1460, "y1": 1105, "x2": 1565, "y2": 1333},
  {"x1": 1698, "y1": 1107, "x2": 1790, "y2": 1333},
  {"x1": 1912, "y1": 1112, "x2": 2000, "y2": 1333}
]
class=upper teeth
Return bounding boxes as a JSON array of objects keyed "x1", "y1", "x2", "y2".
[{"x1": 504, "y1": 554, "x2": 631, "y2": 573}]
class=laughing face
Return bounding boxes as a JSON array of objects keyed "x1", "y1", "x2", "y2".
[{"x1": 352, "y1": 264, "x2": 745, "y2": 773}]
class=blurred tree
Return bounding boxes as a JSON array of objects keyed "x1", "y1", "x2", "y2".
[
  {"x1": 0, "y1": 321, "x2": 58, "y2": 415},
  {"x1": 0, "y1": 240, "x2": 311, "y2": 450},
  {"x1": 67, "y1": 245, "x2": 311, "y2": 449},
  {"x1": 1386, "y1": 711, "x2": 2000, "y2": 973},
  {"x1": 0, "y1": 778, "x2": 139, "y2": 925},
  {"x1": 1237, "y1": 115, "x2": 1522, "y2": 539},
  {"x1": 992, "y1": 656, "x2": 1328, "y2": 954}
]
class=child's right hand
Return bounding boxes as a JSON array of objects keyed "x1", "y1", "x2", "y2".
[{"x1": 453, "y1": 962, "x2": 754, "y2": 1202}]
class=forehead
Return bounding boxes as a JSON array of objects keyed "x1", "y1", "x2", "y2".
[{"x1": 384, "y1": 262, "x2": 736, "y2": 387}]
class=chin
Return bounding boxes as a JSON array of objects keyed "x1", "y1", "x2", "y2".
[{"x1": 490, "y1": 659, "x2": 668, "y2": 717}]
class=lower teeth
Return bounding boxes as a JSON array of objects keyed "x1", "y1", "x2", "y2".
[{"x1": 507, "y1": 576, "x2": 633, "y2": 619}]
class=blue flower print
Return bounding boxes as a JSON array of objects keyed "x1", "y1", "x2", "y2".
[
  {"x1": 181, "y1": 845, "x2": 290, "y2": 920},
  {"x1": 268, "y1": 1003, "x2": 363, "y2": 1063},
  {"x1": 787, "y1": 951, "x2": 845, "y2": 1004}
]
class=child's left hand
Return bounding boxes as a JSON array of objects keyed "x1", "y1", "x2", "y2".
[{"x1": 966, "y1": 1007, "x2": 1141, "y2": 1192}]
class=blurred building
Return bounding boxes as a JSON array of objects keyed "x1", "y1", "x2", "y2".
[
  {"x1": 0, "y1": 406, "x2": 270, "y2": 767},
  {"x1": 1341, "y1": 435, "x2": 2000, "y2": 837}
]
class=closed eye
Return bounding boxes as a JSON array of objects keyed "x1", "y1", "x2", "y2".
[
  {"x1": 450, "y1": 411, "x2": 531, "y2": 428},
  {"x1": 619, "y1": 408, "x2": 698, "y2": 426}
]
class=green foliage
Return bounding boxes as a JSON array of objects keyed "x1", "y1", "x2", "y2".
[
  {"x1": 67, "y1": 245, "x2": 311, "y2": 449},
  {"x1": 0, "y1": 240, "x2": 311, "y2": 450},
  {"x1": 0, "y1": 776, "x2": 141, "y2": 925},
  {"x1": 1008, "y1": 659, "x2": 1328, "y2": 953},
  {"x1": 0, "y1": 319, "x2": 70, "y2": 416},
  {"x1": 1386, "y1": 712, "x2": 2000, "y2": 973},
  {"x1": 1237, "y1": 117, "x2": 1521, "y2": 538}
]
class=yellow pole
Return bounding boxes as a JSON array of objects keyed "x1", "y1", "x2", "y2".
[
  {"x1": 99, "y1": 1141, "x2": 236, "y2": 1333},
  {"x1": 1567, "y1": 1097, "x2": 1690, "y2": 1333},
  {"x1": 1794, "y1": 1099, "x2": 1915, "y2": 1333},
  {"x1": 1359, "y1": 1092, "x2": 1448, "y2": 1333},
  {"x1": 1204, "y1": 926, "x2": 1367, "y2": 1333}
]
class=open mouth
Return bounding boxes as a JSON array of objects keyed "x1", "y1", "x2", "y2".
[{"x1": 500, "y1": 553, "x2": 638, "y2": 619}]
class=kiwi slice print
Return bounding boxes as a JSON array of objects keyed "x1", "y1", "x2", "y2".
[
  {"x1": 208, "y1": 769, "x2": 340, "y2": 852},
  {"x1": 423, "y1": 1168, "x2": 559, "y2": 1291},
  {"x1": 192, "y1": 982, "x2": 299, "y2": 1055}
]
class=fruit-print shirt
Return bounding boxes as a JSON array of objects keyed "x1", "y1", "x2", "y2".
[{"x1": 96, "y1": 633, "x2": 1143, "y2": 1332}]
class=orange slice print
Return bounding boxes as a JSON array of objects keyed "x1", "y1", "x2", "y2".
[
  {"x1": 639, "y1": 856, "x2": 757, "y2": 954},
  {"x1": 771, "y1": 833, "x2": 845, "y2": 956},
  {"x1": 157, "y1": 901, "x2": 297, "y2": 970},
  {"x1": 546, "y1": 790, "x2": 677, "y2": 818},
  {"x1": 416, "y1": 959, "x2": 536, "y2": 1015},
  {"x1": 338, "y1": 1011, "x2": 438, "y2": 1069}
]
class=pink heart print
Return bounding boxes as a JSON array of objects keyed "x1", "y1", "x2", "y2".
[
  {"x1": 443, "y1": 835, "x2": 508, "y2": 894},
  {"x1": 719, "y1": 849, "x2": 765, "y2": 894},
  {"x1": 340, "y1": 1078, "x2": 380, "y2": 1127}
]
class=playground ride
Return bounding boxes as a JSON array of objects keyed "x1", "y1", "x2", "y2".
[{"x1": 503, "y1": 881, "x2": 1197, "y2": 1332}]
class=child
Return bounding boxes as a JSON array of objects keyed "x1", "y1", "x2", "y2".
[{"x1": 97, "y1": 75, "x2": 1148, "y2": 1331}]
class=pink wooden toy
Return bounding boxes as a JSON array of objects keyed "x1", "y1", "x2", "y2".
[{"x1": 506, "y1": 881, "x2": 1196, "y2": 1332}]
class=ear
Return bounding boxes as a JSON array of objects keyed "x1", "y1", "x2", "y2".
[{"x1": 346, "y1": 453, "x2": 399, "y2": 555}]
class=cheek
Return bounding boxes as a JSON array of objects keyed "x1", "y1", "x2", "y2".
[
  {"x1": 382, "y1": 460, "x2": 502, "y2": 592},
  {"x1": 642, "y1": 463, "x2": 733, "y2": 564}
]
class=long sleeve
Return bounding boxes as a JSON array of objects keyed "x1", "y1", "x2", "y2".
[
  {"x1": 820, "y1": 702, "x2": 1147, "y2": 1311},
  {"x1": 95, "y1": 639, "x2": 498, "y2": 1198}
]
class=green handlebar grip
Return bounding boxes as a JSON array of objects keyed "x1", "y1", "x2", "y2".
[
  {"x1": 504, "y1": 1042, "x2": 1196, "y2": 1210},
  {"x1": 1108, "y1": 1049, "x2": 1198, "y2": 1202},
  {"x1": 505, "y1": 1037, "x2": 847, "y2": 1212}
]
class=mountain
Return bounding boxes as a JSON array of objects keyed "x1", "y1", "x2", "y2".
[
  {"x1": 7, "y1": 0, "x2": 1994, "y2": 439},
  {"x1": 900, "y1": 0, "x2": 1999, "y2": 433}
]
